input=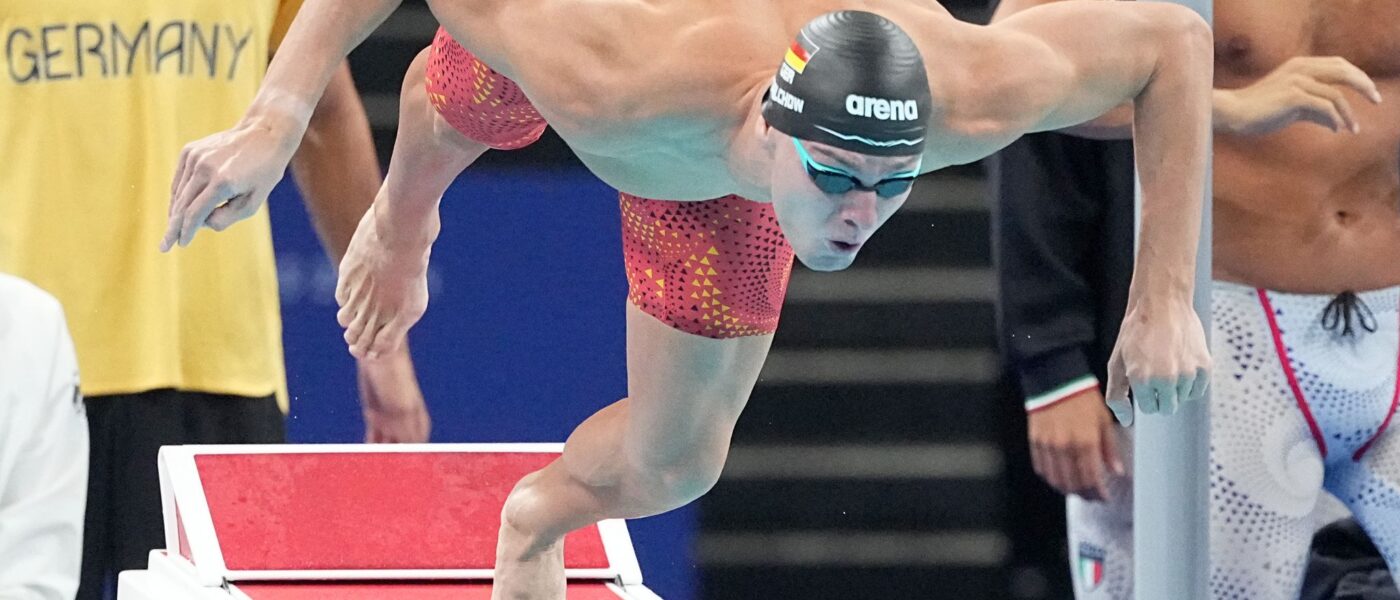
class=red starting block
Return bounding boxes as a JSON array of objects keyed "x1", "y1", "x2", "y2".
[{"x1": 117, "y1": 444, "x2": 663, "y2": 599}]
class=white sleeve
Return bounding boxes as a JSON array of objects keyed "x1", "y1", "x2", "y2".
[{"x1": 0, "y1": 311, "x2": 88, "y2": 600}]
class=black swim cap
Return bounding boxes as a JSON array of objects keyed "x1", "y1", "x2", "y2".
[{"x1": 762, "y1": 11, "x2": 931, "y2": 157}]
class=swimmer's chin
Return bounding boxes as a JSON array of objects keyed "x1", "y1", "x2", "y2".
[{"x1": 795, "y1": 250, "x2": 858, "y2": 272}]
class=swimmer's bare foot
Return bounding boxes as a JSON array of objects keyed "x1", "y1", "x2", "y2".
[
  {"x1": 335, "y1": 200, "x2": 437, "y2": 360},
  {"x1": 491, "y1": 519, "x2": 566, "y2": 600}
]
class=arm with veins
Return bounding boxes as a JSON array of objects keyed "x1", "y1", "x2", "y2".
[{"x1": 162, "y1": 0, "x2": 404, "y2": 250}]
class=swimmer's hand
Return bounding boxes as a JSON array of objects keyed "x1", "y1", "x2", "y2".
[
  {"x1": 336, "y1": 201, "x2": 436, "y2": 360},
  {"x1": 163, "y1": 112, "x2": 306, "y2": 251},
  {"x1": 359, "y1": 345, "x2": 431, "y2": 443},
  {"x1": 1028, "y1": 387, "x2": 1125, "y2": 502},
  {"x1": 1104, "y1": 297, "x2": 1210, "y2": 426},
  {"x1": 1215, "y1": 56, "x2": 1382, "y2": 136}
]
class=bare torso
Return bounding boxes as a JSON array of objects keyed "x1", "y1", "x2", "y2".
[
  {"x1": 1214, "y1": 0, "x2": 1400, "y2": 293},
  {"x1": 423, "y1": 0, "x2": 1008, "y2": 200}
]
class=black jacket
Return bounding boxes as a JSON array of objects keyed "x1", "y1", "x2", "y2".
[{"x1": 988, "y1": 131, "x2": 1136, "y2": 407}]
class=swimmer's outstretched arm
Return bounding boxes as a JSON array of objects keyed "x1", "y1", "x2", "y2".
[
  {"x1": 258, "y1": 0, "x2": 404, "y2": 134},
  {"x1": 983, "y1": 2, "x2": 1213, "y2": 422},
  {"x1": 290, "y1": 63, "x2": 382, "y2": 266},
  {"x1": 163, "y1": 0, "x2": 404, "y2": 250},
  {"x1": 337, "y1": 48, "x2": 487, "y2": 359},
  {"x1": 987, "y1": 0, "x2": 1134, "y2": 140}
]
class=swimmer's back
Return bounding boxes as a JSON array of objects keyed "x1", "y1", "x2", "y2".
[
  {"x1": 423, "y1": 0, "x2": 953, "y2": 198},
  {"x1": 426, "y1": 0, "x2": 946, "y2": 134}
]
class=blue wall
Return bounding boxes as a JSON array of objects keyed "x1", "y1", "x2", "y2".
[{"x1": 269, "y1": 167, "x2": 697, "y2": 599}]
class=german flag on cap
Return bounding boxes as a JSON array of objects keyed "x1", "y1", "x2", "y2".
[{"x1": 784, "y1": 33, "x2": 820, "y2": 74}]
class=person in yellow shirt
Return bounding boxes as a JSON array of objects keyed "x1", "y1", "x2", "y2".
[{"x1": 0, "y1": 3, "x2": 430, "y2": 598}]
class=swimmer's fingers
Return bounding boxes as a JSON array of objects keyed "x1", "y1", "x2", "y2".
[
  {"x1": 1131, "y1": 380, "x2": 1157, "y2": 417},
  {"x1": 1189, "y1": 366, "x2": 1210, "y2": 402},
  {"x1": 338, "y1": 278, "x2": 372, "y2": 330},
  {"x1": 335, "y1": 249, "x2": 373, "y2": 310},
  {"x1": 170, "y1": 144, "x2": 207, "y2": 220},
  {"x1": 1175, "y1": 373, "x2": 1195, "y2": 409},
  {"x1": 1100, "y1": 420, "x2": 1125, "y2": 477},
  {"x1": 1153, "y1": 377, "x2": 1180, "y2": 416},
  {"x1": 346, "y1": 306, "x2": 381, "y2": 360},
  {"x1": 335, "y1": 252, "x2": 372, "y2": 311},
  {"x1": 366, "y1": 318, "x2": 410, "y2": 362},
  {"x1": 206, "y1": 193, "x2": 258, "y2": 232},
  {"x1": 343, "y1": 305, "x2": 370, "y2": 349},
  {"x1": 360, "y1": 319, "x2": 394, "y2": 362},
  {"x1": 1153, "y1": 376, "x2": 1180, "y2": 417},
  {"x1": 351, "y1": 314, "x2": 384, "y2": 361},
  {"x1": 163, "y1": 165, "x2": 211, "y2": 252},
  {"x1": 1105, "y1": 352, "x2": 1133, "y2": 426},
  {"x1": 172, "y1": 182, "x2": 227, "y2": 249},
  {"x1": 1297, "y1": 78, "x2": 1359, "y2": 133},
  {"x1": 335, "y1": 287, "x2": 356, "y2": 328},
  {"x1": 159, "y1": 219, "x2": 181, "y2": 253},
  {"x1": 179, "y1": 183, "x2": 222, "y2": 248},
  {"x1": 334, "y1": 267, "x2": 353, "y2": 308},
  {"x1": 363, "y1": 318, "x2": 396, "y2": 361},
  {"x1": 1298, "y1": 56, "x2": 1382, "y2": 104},
  {"x1": 171, "y1": 145, "x2": 195, "y2": 215}
]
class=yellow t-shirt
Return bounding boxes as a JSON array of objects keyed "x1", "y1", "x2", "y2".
[{"x1": 0, "y1": 0, "x2": 303, "y2": 406}]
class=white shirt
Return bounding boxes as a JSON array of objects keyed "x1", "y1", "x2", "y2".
[{"x1": 0, "y1": 274, "x2": 86, "y2": 600}]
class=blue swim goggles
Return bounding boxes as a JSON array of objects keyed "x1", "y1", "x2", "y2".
[{"x1": 792, "y1": 138, "x2": 921, "y2": 198}]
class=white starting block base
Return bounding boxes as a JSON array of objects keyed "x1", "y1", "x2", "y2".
[
  {"x1": 120, "y1": 551, "x2": 662, "y2": 599},
  {"x1": 115, "y1": 444, "x2": 664, "y2": 599}
]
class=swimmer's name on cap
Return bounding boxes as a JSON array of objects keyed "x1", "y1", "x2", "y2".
[{"x1": 761, "y1": 11, "x2": 932, "y2": 157}]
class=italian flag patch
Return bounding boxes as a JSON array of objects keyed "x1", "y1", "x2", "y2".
[{"x1": 1077, "y1": 543, "x2": 1106, "y2": 592}]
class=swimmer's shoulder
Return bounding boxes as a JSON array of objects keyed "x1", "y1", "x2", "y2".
[{"x1": 499, "y1": 0, "x2": 771, "y2": 118}]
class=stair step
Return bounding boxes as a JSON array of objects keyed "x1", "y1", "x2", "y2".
[
  {"x1": 722, "y1": 444, "x2": 1001, "y2": 481},
  {"x1": 774, "y1": 301, "x2": 994, "y2": 349},
  {"x1": 854, "y1": 209, "x2": 990, "y2": 268},
  {"x1": 758, "y1": 349, "x2": 997, "y2": 386},
  {"x1": 736, "y1": 383, "x2": 1001, "y2": 443},
  {"x1": 903, "y1": 175, "x2": 988, "y2": 214},
  {"x1": 703, "y1": 478, "x2": 1003, "y2": 533},
  {"x1": 701, "y1": 566, "x2": 1004, "y2": 599},
  {"x1": 785, "y1": 267, "x2": 993, "y2": 305},
  {"x1": 699, "y1": 531, "x2": 1006, "y2": 566}
]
